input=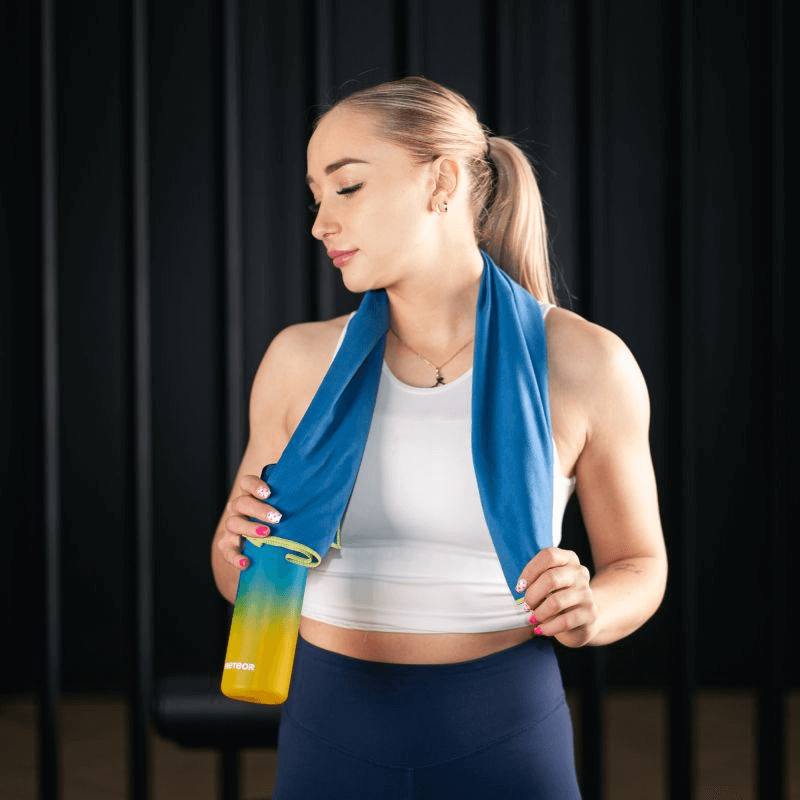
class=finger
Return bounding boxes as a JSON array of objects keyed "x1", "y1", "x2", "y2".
[
  {"x1": 216, "y1": 530, "x2": 251, "y2": 570},
  {"x1": 527, "y1": 586, "x2": 591, "y2": 628},
  {"x1": 521, "y1": 563, "x2": 585, "y2": 610},
  {"x1": 531, "y1": 605, "x2": 595, "y2": 638},
  {"x1": 231, "y1": 493, "x2": 282, "y2": 525},
  {"x1": 515, "y1": 548, "x2": 579, "y2": 594},
  {"x1": 224, "y1": 513, "x2": 273, "y2": 540},
  {"x1": 240, "y1": 474, "x2": 272, "y2": 500}
]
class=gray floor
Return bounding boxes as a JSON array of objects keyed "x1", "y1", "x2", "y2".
[{"x1": 1, "y1": 691, "x2": 797, "y2": 799}]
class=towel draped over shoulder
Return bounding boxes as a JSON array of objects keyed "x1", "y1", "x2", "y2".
[{"x1": 249, "y1": 250, "x2": 553, "y2": 602}]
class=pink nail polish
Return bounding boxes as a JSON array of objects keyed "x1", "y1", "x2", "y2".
[
  {"x1": 529, "y1": 614, "x2": 538, "y2": 625},
  {"x1": 522, "y1": 602, "x2": 531, "y2": 612},
  {"x1": 254, "y1": 525, "x2": 269, "y2": 537},
  {"x1": 256, "y1": 486, "x2": 271, "y2": 499},
  {"x1": 516, "y1": 578, "x2": 528, "y2": 593},
  {"x1": 266, "y1": 511, "x2": 282, "y2": 524},
  {"x1": 239, "y1": 558, "x2": 248, "y2": 568},
  {"x1": 533, "y1": 626, "x2": 544, "y2": 635}
]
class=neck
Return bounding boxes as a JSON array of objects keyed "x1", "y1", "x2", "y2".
[{"x1": 385, "y1": 244, "x2": 484, "y2": 353}]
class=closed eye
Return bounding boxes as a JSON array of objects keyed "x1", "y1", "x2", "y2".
[
  {"x1": 308, "y1": 183, "x2": 364, "y2": 214},
  {"x1": 337, "y1": 182, "x2": 363, "y2": 196}
]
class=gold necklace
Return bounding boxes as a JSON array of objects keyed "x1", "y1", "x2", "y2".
[{"x1": 389, "y1": 329, "x2": 474, "y2": 387}]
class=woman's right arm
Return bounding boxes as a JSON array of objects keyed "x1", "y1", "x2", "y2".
[
  {"x1": 211, "y1": 319, "x2": 347, "y2": 604},
  {"x1": 211, "y1": 330, "x2": 295, "y2": 604}
]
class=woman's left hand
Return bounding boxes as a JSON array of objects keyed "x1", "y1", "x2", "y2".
[{"x1": 516, "y1": 547, "x2": 598, "y2": 648}]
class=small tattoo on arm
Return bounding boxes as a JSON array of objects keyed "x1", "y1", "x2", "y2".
[{"x1": 611, "y1": 561, "x2": 645, "y2": 575}]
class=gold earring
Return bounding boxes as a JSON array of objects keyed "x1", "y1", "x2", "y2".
[{"x1": 443, "y1": 201, "x2": 448, "y2": 212}]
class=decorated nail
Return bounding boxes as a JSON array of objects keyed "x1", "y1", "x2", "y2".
[
  {"x1": 254, "y1": 525, "x2": 270, "y2": 537},
  {"x1": 238, "y1": 558, "x2": 248, "y2": 568},
  {"x1": 516, "y1": 578, "x2": 528, "y2": 593},
  {"x1": 533, "y1": 626, "x2": 544, "y2": 635},
  {"x1": 256, "y1": 486, "x2": 271, "y2": 499},
  {"x1": 522, "y1": 602, "x2": 531, "y2": 612},
  {"x1": 266, "y1": 510, "x2": 282, "y2": 524}
]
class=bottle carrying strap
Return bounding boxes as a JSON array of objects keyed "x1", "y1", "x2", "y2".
[{"x1": 243, "y1": 535, "x2": 321, "y2": 568}]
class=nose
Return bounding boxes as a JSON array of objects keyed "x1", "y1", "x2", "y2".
[{"x1": 311, "y1": 200, "x2": 340, "y2": 241}]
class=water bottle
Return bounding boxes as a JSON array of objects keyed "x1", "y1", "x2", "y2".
[{"x1": 220, "y1": 535, "x2": 309, "y2": 704}]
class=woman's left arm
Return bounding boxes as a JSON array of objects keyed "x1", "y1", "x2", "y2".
[{"x1": 518, "y1": 321, "x2": 667, "y2": 648}]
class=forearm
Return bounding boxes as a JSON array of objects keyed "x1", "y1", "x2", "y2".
[{"x1": 581, "y1": 556, "x2": 667, "y2": 647}]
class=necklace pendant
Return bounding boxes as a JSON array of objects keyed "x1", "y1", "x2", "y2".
[{"x1": 434, "y1": 371, "x2": 445, "y2": 387}]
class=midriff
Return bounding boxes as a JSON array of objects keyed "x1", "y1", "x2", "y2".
[{"x1": 299, "y1": 616, "x2": 534, "y2": 664}]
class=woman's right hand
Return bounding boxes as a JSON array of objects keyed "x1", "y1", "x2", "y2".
[{"x1": 217, "y1": 474, "x2": 283, "y2": 571}]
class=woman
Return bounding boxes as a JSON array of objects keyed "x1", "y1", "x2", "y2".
[{"x1": 211, "y1": 77, "x2": 666, "y2": 798}]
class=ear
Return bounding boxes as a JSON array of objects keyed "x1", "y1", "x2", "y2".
[{"x1": 430, "y1": 156, "x2": 459, "y2": 209}]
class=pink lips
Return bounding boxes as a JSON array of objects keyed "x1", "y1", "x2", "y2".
[{"x1": 328, "y1": 249, "x2": 358, "y2": 267}]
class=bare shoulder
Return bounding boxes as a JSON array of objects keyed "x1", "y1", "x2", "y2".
[
  {"x1": 544, "y1": 307, "x2": 651, "y2": 437},
  {"x1": 266, "y1": 314, "x2": 351, "y2": 376},
  {"x1": 250, "y1": 313, "x2": 352, "y2": 438}
]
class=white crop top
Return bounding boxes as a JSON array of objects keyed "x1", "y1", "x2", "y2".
[{"x1": 301, "y1": 306, "x2": 577, "y2": 633}]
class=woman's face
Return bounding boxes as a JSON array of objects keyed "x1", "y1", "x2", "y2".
[{"x1": 306, "y1": 107, "x2": 438, "y2": 293}]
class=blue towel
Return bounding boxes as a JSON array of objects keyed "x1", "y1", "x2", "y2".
[{"x1": 259, "y1": 250, "x2": 553, "y2": 602}]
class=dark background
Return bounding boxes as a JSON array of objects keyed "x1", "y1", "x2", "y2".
[{"x1": 0, "y1": 0, "x2": 791, "y2": 699}]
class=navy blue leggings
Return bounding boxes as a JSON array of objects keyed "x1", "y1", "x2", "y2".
[{"x1": 273, "y1": 634, "x2": 581, "y2": 799}]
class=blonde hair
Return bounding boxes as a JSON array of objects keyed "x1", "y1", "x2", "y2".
[{"x1": 318, "y1": 76, "x2": 556, "y2": 303}]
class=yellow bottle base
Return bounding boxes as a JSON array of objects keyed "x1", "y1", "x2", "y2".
[{"x1": 221, "y1": 683, "x2": 287, "y2": 705}]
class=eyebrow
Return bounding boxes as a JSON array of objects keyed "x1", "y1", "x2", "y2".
[{"x1": 306, "y1": 158, "x2": 369, "y2": 185}]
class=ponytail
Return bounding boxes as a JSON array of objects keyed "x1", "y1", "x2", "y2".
[{"x1": 479, "y1": 137, "x2": 555, "y2": 304}]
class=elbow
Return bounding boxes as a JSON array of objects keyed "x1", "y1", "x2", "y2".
[
  {"x1": 631, "y1": 552, "x2": 668, "y2": 620},
  {"x1": 652, "y1": 551, "x2": 668, "y2": 611}
]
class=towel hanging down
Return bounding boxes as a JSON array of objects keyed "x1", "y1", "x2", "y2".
[{"x1": 252, "y1": 250, "x2": 553, "y2": 603}]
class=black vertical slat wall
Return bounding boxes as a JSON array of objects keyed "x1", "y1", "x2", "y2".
[
  {"x1": 128, "y1": 0, "x2": 153, "y2": 797},
  {"x1": 673, "y1": 0, "x2": 698, "y2": 796},
  {"x1": 223, "y1": 0, "x2": 246, "y2": 487},
  {"x1": 761, "y1": 3, "x2": 787, "y2": 798},
  {"x1": 0, "y1": 1, "x2": 789, "y2": 798},
  {"x1": 38, "y1": 0, "x2": 61, "y2": 796}
]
